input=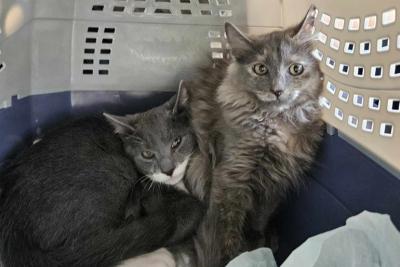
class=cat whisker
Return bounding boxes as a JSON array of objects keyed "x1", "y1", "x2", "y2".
[
  {"x1": 134, "y1": 175, "x2": 148, "y2": 186},
  {"x1": 156, "y1": 182, "x2": 162, "y2": 196},
  {"x1": 145, "y1": 176, "x2": 157, "y2": 192}
]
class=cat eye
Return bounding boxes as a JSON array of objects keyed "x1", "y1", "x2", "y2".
[
  {"x1": 141, "y1": 151, "x2": 154, "y2": 159},
  {"x1": 171, "y1": 136, "x2": 182, "y2": 149},
  {"x1": 252, "y1": 63, "x2": 268, "y2": 76},
  {"x1": 289, "y1": 63, "x2": 304, "y2": 76}
]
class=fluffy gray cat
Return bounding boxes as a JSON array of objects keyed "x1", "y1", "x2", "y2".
[{"x1": 185, "y1": 6, "x2": 324, "y2": 267}]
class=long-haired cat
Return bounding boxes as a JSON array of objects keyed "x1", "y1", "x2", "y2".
[
  {"x1": 0, "y1": 84, "x2": 204, "y2": 267},
  {"x1": 186, "y1": 6, "x2": 324, "y2": 267}
]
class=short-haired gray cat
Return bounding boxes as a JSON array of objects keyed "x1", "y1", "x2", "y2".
[
  {"x1": 185, "y1": 6, "x2": 324, "y2": 267},
  {"x1": 0, "y1": 84, "x2": 204, "y2": 267}
]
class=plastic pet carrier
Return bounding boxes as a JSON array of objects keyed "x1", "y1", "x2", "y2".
[{"x1": 0, "y1": 0, "x2": 399, "y2": 262}]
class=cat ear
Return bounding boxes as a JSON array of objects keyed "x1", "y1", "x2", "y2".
[
  {"x1": 103, "y1": 113, "x2": 137, "y2": 135},
  {"x1": 225, "y1": 22, "x2": 254, "y2": 59},
  {"x1": 172, "y1": 80, "x2": 189, "y2": 115},
  {"x1": 293, "y1": 5, "x2": 318, "y2": 43}
]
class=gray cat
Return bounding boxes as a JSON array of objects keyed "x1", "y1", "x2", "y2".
[
  {"x1": 0, "y1": 84, "x2": 204, "y2": 267},
  {"x1": 185, "y1": 6, "x2": 324, "y2": 267}
]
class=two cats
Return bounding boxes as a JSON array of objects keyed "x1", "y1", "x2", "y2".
[
  {"x1": 0, "y1": 84, "x2": 204, "y2": 267},
  {"x1": 185, "y1": 6, "x2": 324, "y2": 267},
  {"x1": 0, "y1": 5, "x2": 324, "y2": 267}
]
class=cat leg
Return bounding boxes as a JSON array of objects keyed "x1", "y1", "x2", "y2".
[
  {"x1": 217, "y1": 185, "x2": 253, "y2": 260},
  {"x1": 194, "y1": 184, "x2": 253, "y2": 267}
]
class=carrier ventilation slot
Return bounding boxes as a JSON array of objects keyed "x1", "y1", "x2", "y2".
[
  {"x1": 99, "y1": 70, "x2": 109, "y2": 75},
  {"x1": 181, "y1": 9, "x2": 192, "y2": 15},
  {"x1": 0, "y1": 62, "x2": 5, "y2": 72},
  {"x1": 92, "y1": 5, "x2": 104, "y2": 11},
  {"x1": 113, "y1": 6, "x2": 125, "y2": 12},
  {"x1": 104, "y1": 28, "x2": 116, "y2": 33},
  {"x1": 88, "y1": 27, "x2": 99, "y2": 33},
  {"x1": 82, "y1": 26, "x2": 115, "y2": 77},
  {"x1": 100, "y1": 49, "x2": 111, "y2": 54},
  {"x1": 86, "y1": 38, "x2": 96, "y2": 43},
  {"x1": 154, "y1": 8, "x2": 172, "y2": 14},
  {"x1": 83, "y1": 69, "x2": 93, "y2": 75},
  {"x1": 208, "y1": 30, "x2": 227, "y2": 61},
  {"x1": 102, "y1": 38, "x2": 113, "y2": 44},
  {"x1": 201, "y1": 10, "x2": 212, "y2": 15},
  {"x1": 99, "y1": 59, "x2": 110, "y2": 65},
  {"x1": 84, "y1": 48, "x2": 95, "y2": 54},
  {"x1": 83, "y1": 59, "x2": 94, "y2": 64},
  {"x1": 133, "y1": 7, "x2": 146, "y2": 13}
]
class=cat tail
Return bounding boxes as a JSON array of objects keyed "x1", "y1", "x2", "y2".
[{"x1": 194, "y1": 208, "x2": 225, "y2": 267}]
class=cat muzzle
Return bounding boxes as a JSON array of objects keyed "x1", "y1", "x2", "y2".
[{"x1": 272, "y1": 90, "x2": 283, "y2": 98}]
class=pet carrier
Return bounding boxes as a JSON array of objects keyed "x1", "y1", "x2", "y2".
[{"x1": 0, "y1": 0, "x2": 399, "y2": 262}]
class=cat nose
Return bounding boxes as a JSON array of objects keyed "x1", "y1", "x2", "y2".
[
  {"x1": 163, "y1": 168, "x2": 174, "y2": 176},
  {"x1": 273, "y1": 90, "x2": 283, "y2": 98},
  {"x1": 160, "y1": 158, "x2": 175, "y2": 177}
]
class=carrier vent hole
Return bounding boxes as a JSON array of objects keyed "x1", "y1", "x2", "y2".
[
  {"x1": 201, "y1": 10, "x2": 212, "y2": 15},
  {"x1": 84, "y1": 48, "x2": 95, "y2": 54},
  {"x1": 113, "y1": 6, "x2": 125, "y2": 12},
  {"x1": 100, "y1": 49, "x2": 111, "y2": 54},
  {"x1": 134, "y1": 7, "x2": 146, "y2": 13},
  {"x1": 83, "y1": 59, "x2": 94, "y2": 64},
  {"x1": 104, "y1": 27, "x2": 115, "y2": 33},
  {"x1": 212, "y1": 52, "x2": 224, "y2": 59},
  {"x1": 380, "y1": 123, "x2": 394, "y2": 137},
  {"x1": 92, "y1": 5, "x2": 104, "y2": 11},
  {"x1": 199, "y1": 0, "x2": 209, "y2": 3},
  {"x1": 371, "y1": 66, "x2": 383, "y2": 79},
  {"x1": 156, "y1": 0, "x2": 171, "y2": 2},
  {"x1": 99, "y1": 59, "x2": 110, "y2": 65},
  {"x1": 99, "y1": 70, "x2": 109, "y2": 75},
  {"x1": 368, "y1": 97, "x2": 381, "y2": 110},
  {"x1": 181, "y1": 9, "x2": 192, "y2": 15},
  {"x1": 102, "y1": 38, "x2": 113, "y2": 44},
  {"x1": 87, "y1": 27, "x2": 99, "y2": 33},
  {"x1": 384, "y1": 125, "x2": 393, "y2": 134},
  {"x1": 154, "y1": 8, "x2": 171, "y2": 14},
  {"x1": 362, "y1": 119, "x2": 374, "y2": 132},
  {"x1": 83, "y1": 69, "x2": 93, "y2": 75},
  {"x1": 86, "y1": 38, "x2": 96, "y2": 43},
  {"x1": 392, "y1": 101, "x2": 399, "y2": 110},
  {"x1": 388, "y1": 99, "x2": 400, "y2": 112},
  {"x1": 180, "y1": 0, "x2": 190, "y2": 3},
  {"x1": 0, "y1": 62, "x2": 5, "y2": 72}
]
